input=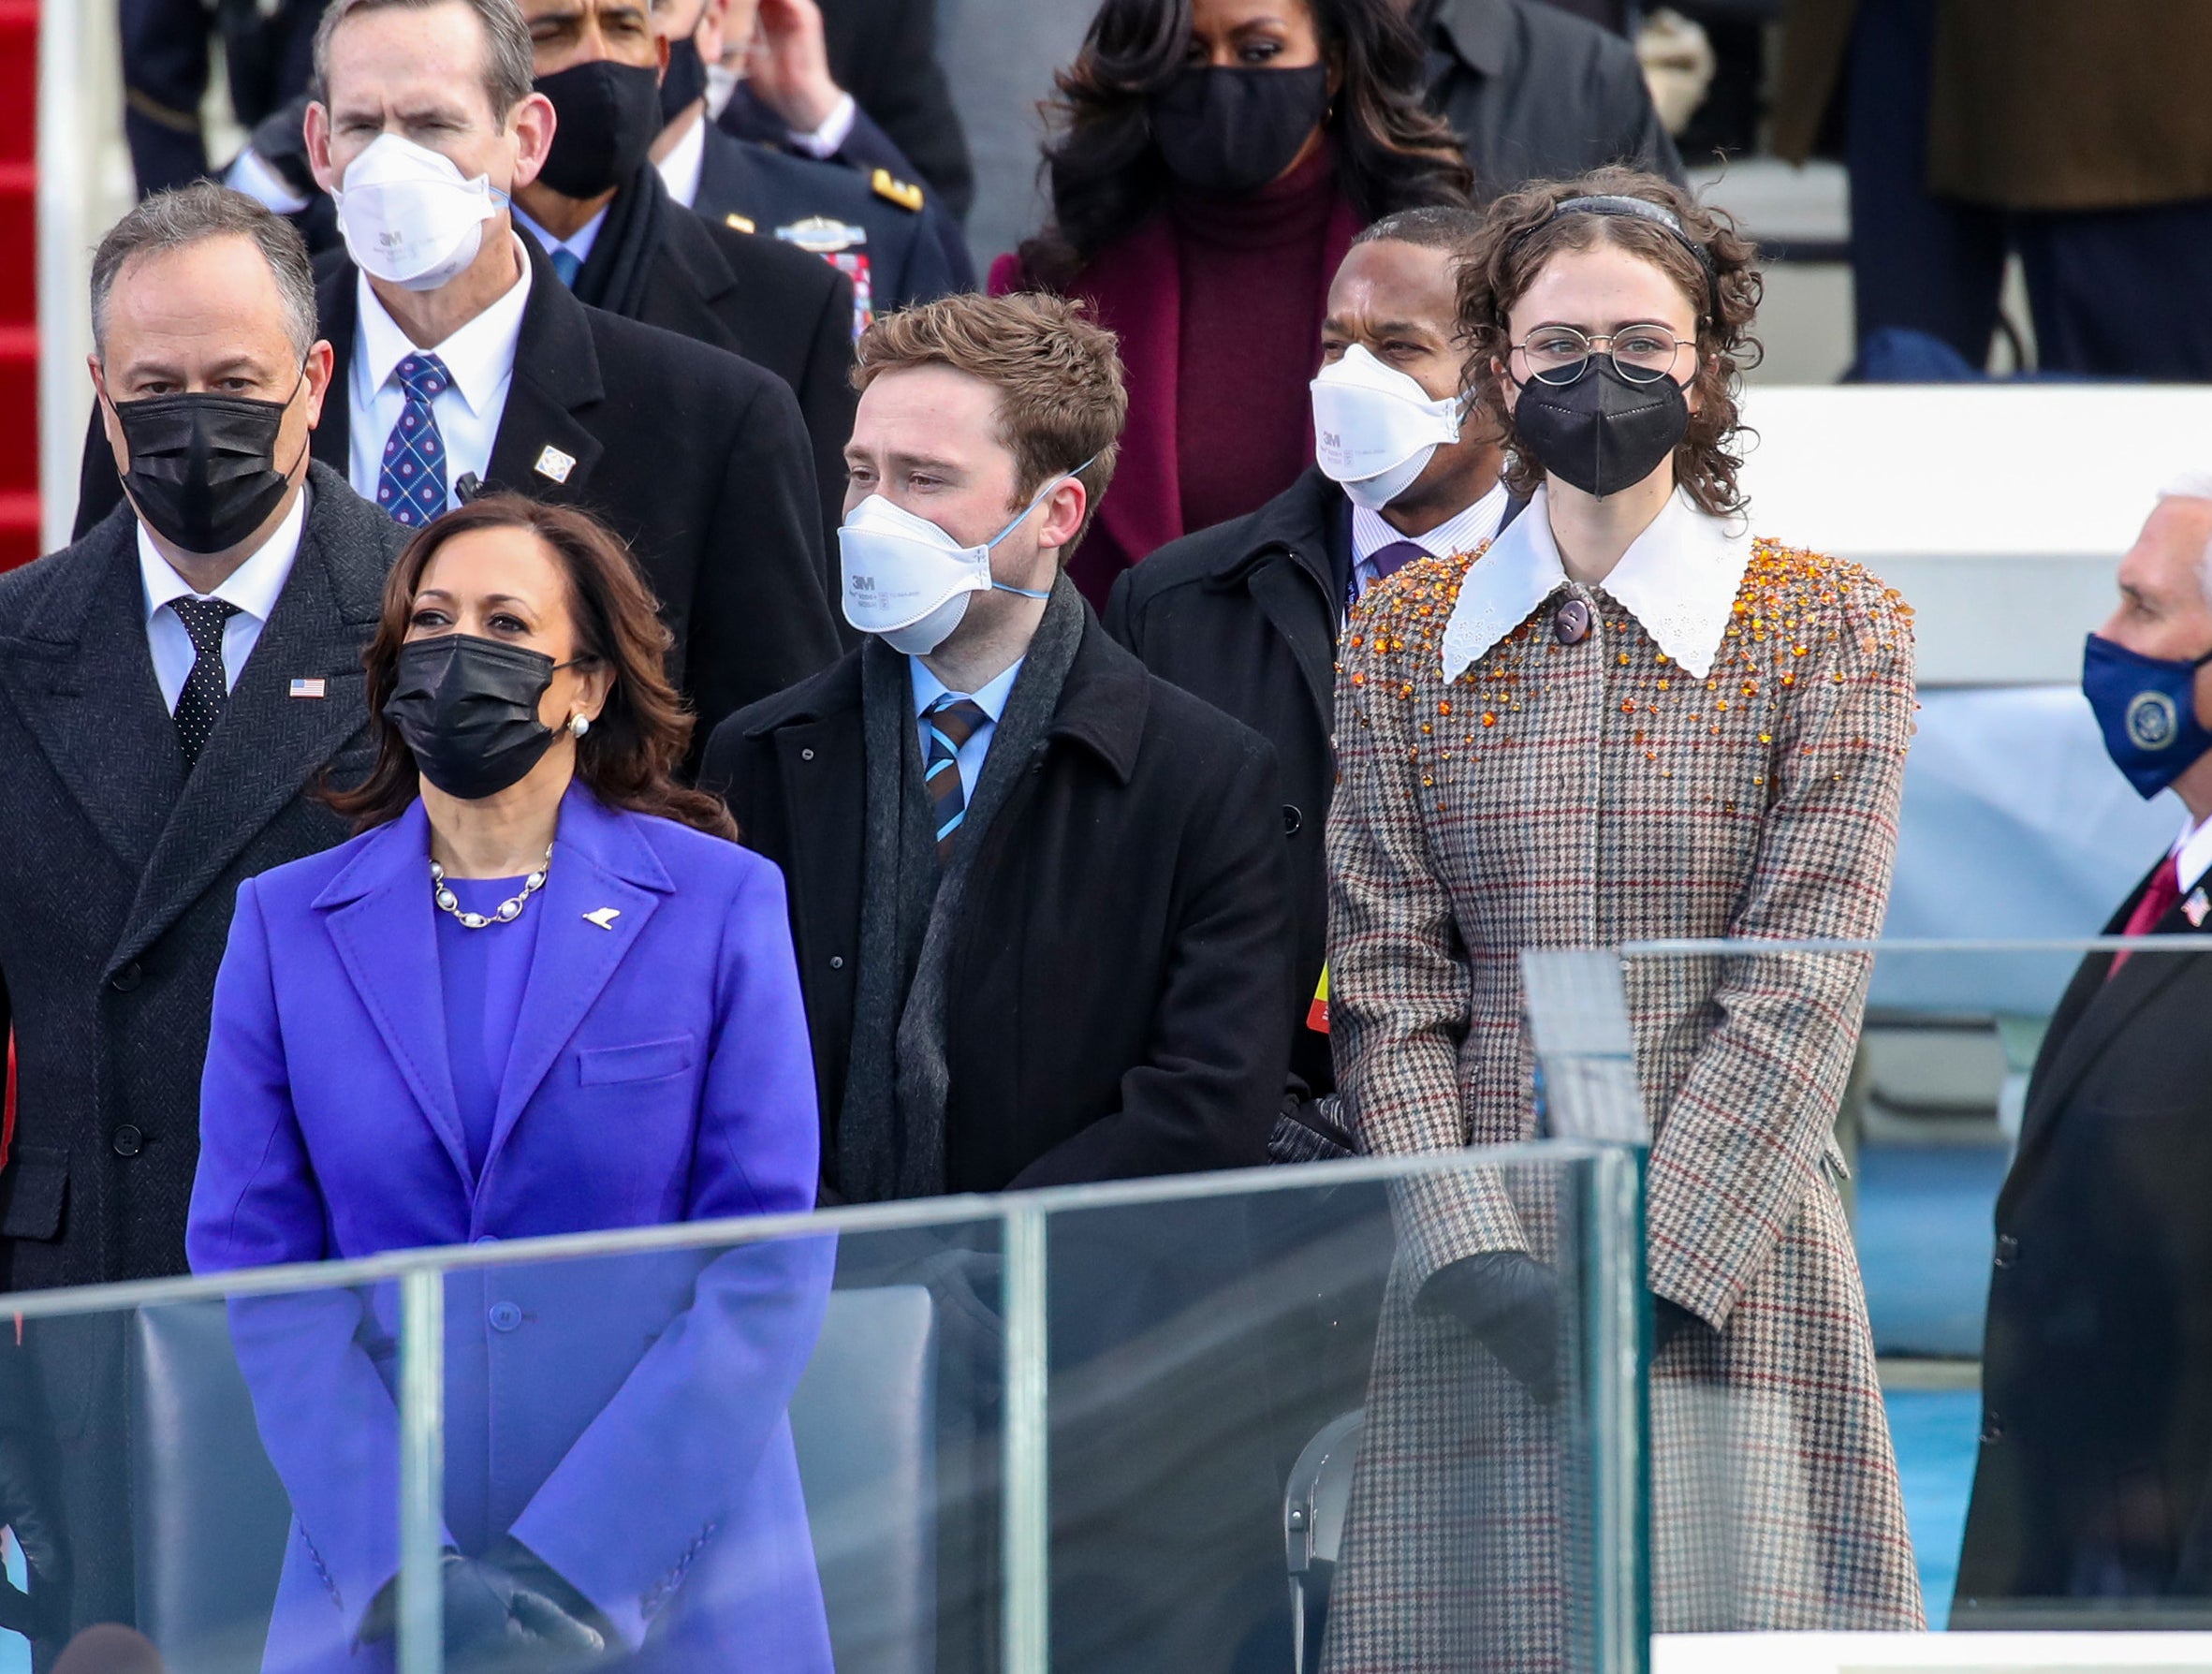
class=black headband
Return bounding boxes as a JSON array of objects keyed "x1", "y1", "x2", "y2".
[{"x1": 1515, "y1": 194, "x2": 1721, "y2": 320}]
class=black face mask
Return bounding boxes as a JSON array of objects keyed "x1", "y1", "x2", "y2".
[
  {"x1": 535, "y1": 60, "x2": 664, "y2": 198},
  {"x1": 659, "y1": 36, "x2": 709, "y2": 125},
  {"x1": 384, "y1": 634, "x2": 579, "y2": 800},
  {"x1": 1149, "y1": 64, "x2": 1329, "y2": 197},
  {"x1": 111, "y1": 374, "x2": 308, "y2": 554},
  {"x1": 1511, "y1": 359, "x2": 1692, "y2": 499}
]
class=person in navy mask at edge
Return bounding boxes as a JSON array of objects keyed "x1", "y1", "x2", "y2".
[
  {"x1": 1958, "y1": 475, "x2": 2212, "y2": 1621},
  {"x1": 1107, "y1": 204, "x2": 1512, "y2": 1134},
  {"x1": 649, "y1": 0, "x2": 974, "y2": 340},
  {"x1": 77, "y1": 0, "x2": 842, "y2": 749}
]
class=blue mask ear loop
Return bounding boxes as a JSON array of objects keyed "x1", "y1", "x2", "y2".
[{"x1": 981, "y1": 454, "x2": 1101, "y2": 601}]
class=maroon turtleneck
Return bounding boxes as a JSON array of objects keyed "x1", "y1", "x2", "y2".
[{"x1": 1170, "y1": 137, "x2": 1346, "y2": 537}]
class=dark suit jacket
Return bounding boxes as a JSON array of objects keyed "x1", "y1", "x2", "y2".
[
  {"x1": 692, "y1": 119, "x2": 975, "y2": 312},
  {"x1": 701, "y1": 611, "x2": 1292, "y2": 1196},
  {"x1": 719, "y1": 0, "x2": 974, "y2": 222},
  {"x1": 1957, "y1": 866, "x2": 2212, "y2": 1616},
  {"x1": 76, "y1": 233, "x2": 842, "y2": 745},
  {"x1": 1419, "y1": 0, "x2": 1683, "y2": 198},
  {"x1": 0, "y1": 464, "x2": 401, "y2": 1644}
]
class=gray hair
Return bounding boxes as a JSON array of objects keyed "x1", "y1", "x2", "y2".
[
  {"x1": 91, "y1": 184, "x2": 317, "y2": 361},
  {"x1": 2157, "y1": 470, "x2": 2212, "y2": 609},
  {"x1": 1353, "y1": 207, "x2": 1490, "y2": 257},
  {"x1": 312, "y1": 0, "x2": 536, "y2": 122}
]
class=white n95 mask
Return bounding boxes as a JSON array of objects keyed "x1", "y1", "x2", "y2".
[
  {"x1": 1310, "y1": 344, "x2": 1466, "y2": 511},
  {"x1": 838, "y1": 466, "x2": 1089, "y2": 655},
  {"x1": 334, "y1": 134, "x2": 506, "y2": 292}
]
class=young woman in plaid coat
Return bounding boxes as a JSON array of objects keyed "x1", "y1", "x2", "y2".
[{"x1": 1320, "y1": 169, "x2": 1924, "y2": 1671}]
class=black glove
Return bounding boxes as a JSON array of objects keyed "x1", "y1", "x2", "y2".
[
  {"x1": 1417, "y1": 1251, "x2": 1561, "y2": 1404},
  {"x1": 1652, "y1": 1295, "x2": 1704, "y2": 1354},
  {"x1": 362, "y1": 1544, "x2": 608, "y2": 1670},
  {"x1": 0, "y1": 1417, "x2": 73, "y2": 1640}
]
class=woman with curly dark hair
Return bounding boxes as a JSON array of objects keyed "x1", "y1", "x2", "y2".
[
  {"x1": 989, "y1": 0, "x2": 1469, "y2": 604},
  {"x1": 1321, "y1": 169, "x2": 1925, "y2": 1667},
  {"x1": 190, "y1": 495, "x2": 834, "y2": 1673}
]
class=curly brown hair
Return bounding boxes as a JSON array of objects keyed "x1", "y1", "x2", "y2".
[
  {"x1": 325, "y1": 494, "x2": 738, "y2": 840},
  {"x1": 1457, "y1": 168, "x2": 1764, "y2": 517}
]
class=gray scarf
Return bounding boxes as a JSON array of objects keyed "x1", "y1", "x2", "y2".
[{"x1": 835, "y1": 577, "x2": 1089, "y2": 1201}]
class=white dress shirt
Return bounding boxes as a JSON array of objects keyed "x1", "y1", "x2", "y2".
[
  {"x1": 138, "y1": 486, "x2": 309, "y2": 712},
  {"x1": 510, "y1": 204, "x2": 608, "y2": 277},
  {"x1": 2170, "y1": 811, "x2": 2212, "y2": 894},
  {"x1": 348, "y1": 242, "x2": 533, "y2": 510},
  {"x1": 655, "y1": 112, "x2": 710, "y2": 211},
  {"x1": 911, "y1": 655, "x2": 1024, "y2": 803},
  {"x1": 788, "y1": 92, "x2": 857, "y2": 159},
  {"x1": 1349, "y1": 480, "x2": 1514, "y2": 608},
  {"x1": 1438, "y1": 485, "x2": 1754, "y2": 682}
]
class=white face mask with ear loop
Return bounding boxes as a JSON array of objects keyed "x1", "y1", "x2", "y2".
[
  {"x1": 838, "y1": 460, "x2": 1095, "y2": 656},
  {"x1": 1310, "y1": 343, "x2": 1467, "y2": 511},
  {"x1": 333, "y1": 133, "x2": 509, "y2": 293}
]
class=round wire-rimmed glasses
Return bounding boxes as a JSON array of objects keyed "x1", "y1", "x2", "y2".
[{"x1": 1508, "y1": 324, "x2": 1692, "y2": 387}]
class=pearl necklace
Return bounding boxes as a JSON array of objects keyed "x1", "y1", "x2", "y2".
[{"x1": 431, "y1": 845, "x2": 553, "y2": 929}]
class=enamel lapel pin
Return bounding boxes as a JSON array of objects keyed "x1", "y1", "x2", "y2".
[
  {"x1": 288, "y1": 678, "x2": 326, "y2": 698},
  {"x1": 2185, "y1": 888, "x2": 2208, "y2": 928},
  {"x1": 535, "y1": 445, "x2": 577, "y2": 484},
  {"x1": 583, "y1": 907, "x2": 622, "y2": 930}
]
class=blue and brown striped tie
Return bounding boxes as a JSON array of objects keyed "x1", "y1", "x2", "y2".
[{"x1": 923, "y1": 697, "x2": 990, "y2": 862}]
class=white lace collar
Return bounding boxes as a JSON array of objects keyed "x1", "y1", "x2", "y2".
[{"x1": 1437, "y1": 486, "x2": 1753, "y2": 681}]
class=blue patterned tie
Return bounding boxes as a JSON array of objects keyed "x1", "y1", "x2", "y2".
[
  {"x1": 922, "y1": 697, "x2": 990, "y2": 863},
  {"x1": 377, "y1": 352, "x2": 452, "y2": 528},
  {"x1": 549, "y1": 247, "x2": 581, "y2": 287}
]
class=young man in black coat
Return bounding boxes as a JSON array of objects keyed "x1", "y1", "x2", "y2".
[
  {"x1": 78, "y1": 0, "x2": 842, "y2": 747},
  {"x1": 509, "y1": 0, "x2": 859, "y2": 552},
  {"x1": 1958, "y1": 479, "x2": 2212, "y2": 1620},
  {"x1": 0, "y1": 184, "x2": 406, "y2": 1651},
  {"x1": 1106, "y1": 208, "x2": 1512, "y2": 1112},
  {"x1": 705, "y1": 290, "x2": 1288, "y2": 1198}
]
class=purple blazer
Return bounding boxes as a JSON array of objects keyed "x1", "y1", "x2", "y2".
[{"x1": 187, "y1": 785, "x2": 834, "y2": 1674}]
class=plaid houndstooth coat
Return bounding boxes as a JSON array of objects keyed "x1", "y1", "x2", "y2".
[{"x1": 1319, "y1": 491, "x2": 1925, "y2": 1671}]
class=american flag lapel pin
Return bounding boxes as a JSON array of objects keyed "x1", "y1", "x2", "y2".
[
  {"x1": 288, "y1": 678, "x2": 327, "y2": 699},
  {"x1": 2186, "y1": 887, "x2": 2208, "y2": 928}
]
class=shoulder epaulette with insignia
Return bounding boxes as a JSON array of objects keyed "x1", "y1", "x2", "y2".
[
  {"x1": 724, "y1": 213, "x2": 756, "y2": 234},
  {"x1": 870, "y1": 169, "x2": 924, "y2": 213}
]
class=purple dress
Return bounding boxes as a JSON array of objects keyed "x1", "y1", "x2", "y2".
[{"x1": 436, "y1": 876, "x2": 544, "y2": 1178}]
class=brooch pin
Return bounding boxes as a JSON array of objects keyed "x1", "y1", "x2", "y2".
[
  {"x1": 583, "y1": 907, "x2": 622, "y2": 930},
  {"x1": 534, "y1": 445, "x2": 577, "y2": 484}
]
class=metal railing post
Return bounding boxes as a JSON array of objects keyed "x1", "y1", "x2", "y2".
[
  {"x1": 397, "y1": 1266, "x2": 445, "y2": 1674},
  {"x1": 1001, "y1": 1201, "x2": 1049, "y2": 1674}
]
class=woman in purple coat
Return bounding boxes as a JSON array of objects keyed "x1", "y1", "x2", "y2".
[{"x1": 187, "y1": 496, "x2": 833, "y2": 1674}]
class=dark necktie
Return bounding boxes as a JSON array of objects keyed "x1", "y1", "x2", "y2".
[
  {"x1": 377, "y1": 351, "x2": 453, "y2": 528},
  {"x1": 170, "y1": 595, "x2": 241, "y2": 768},
  {"x1": 1368, "y1": 539, "x2": 1427, "y2": 580},
  {"x1": 922, "y1": 697, "x2": 991, "y2": 863},
  {"x1": 2110, "y1": 856, "x2": 2183, "y2": 977}
]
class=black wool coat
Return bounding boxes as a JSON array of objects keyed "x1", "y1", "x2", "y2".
[
  {"x1": 1956, "y1": 864, "x2": 2212, "y2": 1618},
  {"x1": 1105, "y1": 468, "x2": 1348, "y2": 1099},
  {"x1": 78, "y1": 233, "x2": 842, "y2": 746},
  {"x1": 1419, "y1": 0, "x2": 1684, "y2": 198},
  {"x1": 701, "y1": 611, "x2": 1293, "y2": 1197}
]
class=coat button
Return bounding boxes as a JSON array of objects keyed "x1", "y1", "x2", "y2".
[
  {"x1": 1553, "y1": 598, "x2": 1592, "y2": 644},
  {"x1": 1981, "y1": 1414, "x2": 2004, "y2": 1444},
  {"x1": 1282, "y1": 804, "x2": 1303, "y2": 836},
  {"x1": 110, "y1": 962, "x2": 142, "y2": 992},
  {"x1": 828, "y1": 955, "x2": 844, "y2": 970},
  {"x1": 110, "y1": 1124, "x2": 145, "y2": 1158},
  {"x1": 1993, "y1": 1234, "x2": 2019, "y2": 1269},
  {"x1": 473, "y1": 1235, "x2": 499, "y2": 1246},
  {"x1": 489, "y1": 1302, "x2": 523, "y2": 1332},
  {"x1": 800, "y1": 748, "x2": 815, "y2": 761}
]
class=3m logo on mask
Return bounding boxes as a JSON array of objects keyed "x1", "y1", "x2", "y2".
[
  {"x1": 851, "y1": 576, "x2": 876, "y2": 592},
  {"x1": 2129, "y1": 690, "x2": 2181, "y2": 751}
]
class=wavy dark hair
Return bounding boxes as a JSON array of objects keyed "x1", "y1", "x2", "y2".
[
  {"x1": 1458, "y1": 167, "x2": 1765, "y2": 518},
  {"x1": 326, "y1": 494, "x2": 738, "y2": 840},
  {"x1": 1019, "y1": 0, "x2": 1470, "y2": 286}
]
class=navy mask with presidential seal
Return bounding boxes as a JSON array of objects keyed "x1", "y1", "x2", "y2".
[{"x1": 2083, "y1": 632, "x2": 2212, "y2": 797}]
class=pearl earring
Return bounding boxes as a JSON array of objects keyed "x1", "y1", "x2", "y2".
[{"x1": 569, "y1": 713, "x2": 591, "y2": 739}]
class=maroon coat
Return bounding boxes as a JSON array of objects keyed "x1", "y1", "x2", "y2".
[{"x1": 989, "y1": 189, "x2": 1362, "y2": 607}]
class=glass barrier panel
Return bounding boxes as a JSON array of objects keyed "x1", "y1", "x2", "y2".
[{"x1": 0, "y1": 1272, "x2": 405, "y2": 1674}]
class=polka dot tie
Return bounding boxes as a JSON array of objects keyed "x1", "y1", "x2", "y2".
[
  {"x1": 169, "y1": 595, "x2": 240, "y2": 769},
  {"x1": 377, "y1": 352, "x2": 453, "y2": 529}
]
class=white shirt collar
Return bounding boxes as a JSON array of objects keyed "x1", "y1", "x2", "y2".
[
  {"x1": 910, "y1": 654, "x2": 1025, "y2": 725},
  {"x1": 512, "y1": 203, "x2": 608, "y2": 267},
  {"x1": 1437, "y1": 485, "x2": 1752, "y2": 682},
  {"x1": 2173, "y1": 810, "x2": 2212, "y2": 895},
  {"x1": 353, "y1": 237, "x2": 533, "y2": 418},
  {"x1": 137, "y1": 481, "x2": 309, "y2": 624},
  {"x1": 1353, "y1": 480, "x2": 1513, "y2": 565},
  {"x1": 654, "y1": 113, "x2": 709, "y2": 211}
]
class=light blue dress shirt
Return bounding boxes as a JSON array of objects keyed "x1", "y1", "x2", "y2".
[{"x1": 909, "y1": 655, "x2": 1024, "y2": 802}]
